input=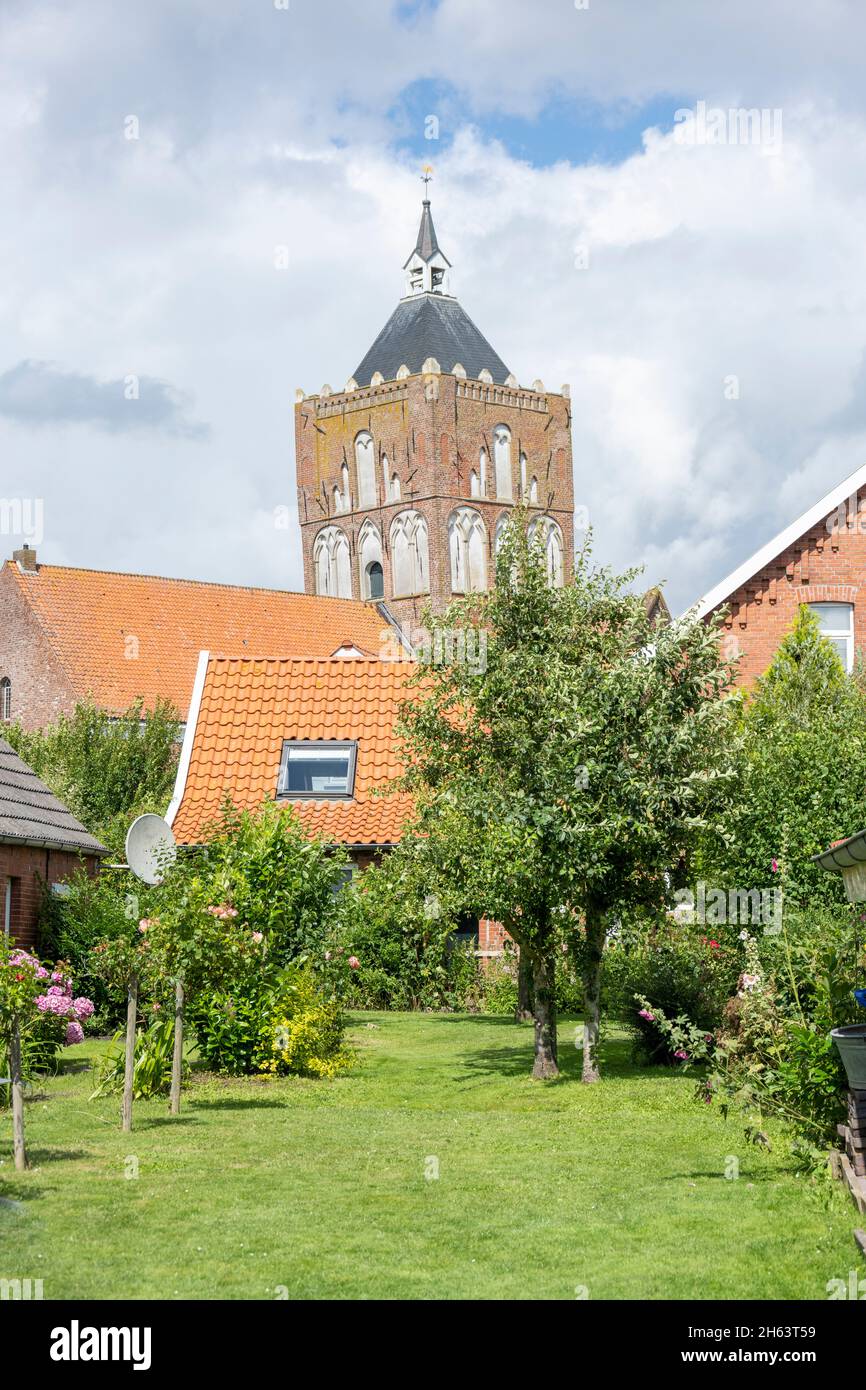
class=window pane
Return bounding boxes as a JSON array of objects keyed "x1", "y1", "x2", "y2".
[
  {"x1": 279, "y1": 743, "x2": 355, "y2": 797},
  {"x1": 828, "y1": 637, "x2": 850, "y2": 668},
  {"x1": 286, "y1": 751, "x2": 349, "y2": 793},
  {"x1": 809, "y1": 602, "x2": 852, "y2": 635}
]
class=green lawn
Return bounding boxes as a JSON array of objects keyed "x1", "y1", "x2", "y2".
[{"x1": 0, "y1": 1012, "x2": 859, "y2": 1300}]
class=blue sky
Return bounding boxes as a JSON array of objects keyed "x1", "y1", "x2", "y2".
[{"x1": 391, "y1": 79, "x2": 690, "y2": 168}]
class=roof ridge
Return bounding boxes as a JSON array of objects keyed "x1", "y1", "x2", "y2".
[{"x1": 3, "y1": 559, "x2": 375, "y2": 605}]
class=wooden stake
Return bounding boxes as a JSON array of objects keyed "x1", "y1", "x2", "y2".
[
  {"x1": 10, "y1": 1019, "x2": 27, "y2": 1172},
  {"x1": 121, "y1": 974, "x2": 138, "y2": 1133},
  {"x1": 170, "y1": 978, "x2": 184, "y2": 1116}
]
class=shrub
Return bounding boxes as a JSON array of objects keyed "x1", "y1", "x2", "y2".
[
  {"x1": 38, "y1": 869, "x2": 151, "y2": 1030},
  {"x1": 0, "y1": 946, "x2": 93, "y2": 1093},
  {"x1": 341, "y1": 844, "x2": 480, "y2": 1011},
  {"x1": 605, "y1": 923, "x2": 740, "y2": 1064},
  {"x1": 191, "y1": 965, "x2": 351, "y2": 1079},
  {"x1": 92, "y1": 1012, "x2": 188, "y2": 1101}
]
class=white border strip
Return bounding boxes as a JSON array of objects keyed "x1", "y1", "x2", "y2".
[
  {"x1": 693, "y1": 460, "x2": 866, "y2": 618},
  {"x1": 165, "y1": 649, "x2": 209, "y2": 828}
]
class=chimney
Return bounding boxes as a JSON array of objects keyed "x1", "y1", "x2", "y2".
[{"x1": 13, "y1": 545, "x2": 38, "y2": 573}]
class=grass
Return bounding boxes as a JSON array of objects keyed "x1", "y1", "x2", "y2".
[{"x1": 0, "y1": 1012, "x2": 859, "y2": 1300}]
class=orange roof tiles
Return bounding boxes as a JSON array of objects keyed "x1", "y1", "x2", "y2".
[
  {"x1": 169, "y1": 656, "x2": 417, "y2": 846},
  {"x1": 5, "y1": 561, "x2": 399, "y2": 719}
]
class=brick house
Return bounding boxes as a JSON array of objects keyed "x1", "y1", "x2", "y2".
[
  {"x1": 0, "y1": 548, "x2": 403, "y2": 731},
  {"x1": 695, "y1": 462, "x2": 866, "y2": 685},
  {"x1": 294, "y1": 196, "x2": 575, "y2": 631},
  {"x1": 0, "y1": 739, "x2": 105, "y2": 949}
]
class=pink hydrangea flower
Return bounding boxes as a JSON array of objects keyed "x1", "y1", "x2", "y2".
[
  {"x1": 348, "y1": 956, "x2": 360, "y2": 970},
  {"x1": 73, "y1": 997, "x2": 95, "y2": 1020},
  {"x1": 65, "y1": 1021, "x2": 84, "y2": 1046}
]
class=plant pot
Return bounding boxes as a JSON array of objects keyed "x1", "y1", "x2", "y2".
[
  {"x1": 831, "y1": 1025, "x2": 866, "y2": 1089},
  {"x1": 855, "y1": 988, "x2": 866, "y2": 1010}
]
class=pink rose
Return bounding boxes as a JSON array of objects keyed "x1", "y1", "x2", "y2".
[
  {"x1": 638, "y1": 1009, "x2": 655, "y2": 1022},
  {"x1": 674, "y1": 1049, "x2": 689, "y2": 1060},
  {"x1": 348, "y1": 956, "x2": 360, "y2": 970}
]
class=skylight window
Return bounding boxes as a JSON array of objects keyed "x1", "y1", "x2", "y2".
[{"x1": 277, "y1": 741, "x2": 357, "y2": 799}]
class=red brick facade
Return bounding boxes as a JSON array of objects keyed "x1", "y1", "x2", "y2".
[
  {"x1": 1, "y1": 845, "x2": 100, "y2": 951},
  {"x1": 0, "y1": 562, "x2": 79, "y2": 731},
  {"x1": 703, "y1": 495, "x2": 866, "y2": 686},
  {"x1": 295, "y1": 371, "x2": 574, "y2": 627}
]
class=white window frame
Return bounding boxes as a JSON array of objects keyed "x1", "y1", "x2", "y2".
[
  {"x1": 809, "y1": 602, "x2": 854, "y2": 673},
  {"x1": 277, "y1": 740, "x2": 358, "y2": 800}
]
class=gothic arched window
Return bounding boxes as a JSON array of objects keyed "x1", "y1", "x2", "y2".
[
  {"x1": 520, "y1": 452, "x2": 527, "y2": 499},
  {"x1": 493, "y1": 425, "x2": 512, "y2": 499},
  {"x1": 529, "y1": 475, "x2": 539, "y2": 504},
  {"x1": 389, "y1": 511, "x2": 429, "y2": 597},
  {"x1": 0, "y1": 677, "x2": 10, "y2": 721},
  {"x1": 470, "y1": 469, "x2": 480, "y2": 498},
  {"x1": 358, "y1": 520, "x2": 384, "y2": 600},
  {"x1": 449, "y1": 507, "x2": 487, "y2": 593},
  {"x1": 314, "y1": 525, "x2": 352, "y2": 598},
  {"x1": 529, "y1": 516, "x2": 564, "y2": 588},
  {"x1": 479, "y1": 447, "x2": 488, "y2": 496},
  {"x1": 355, "y1": 431, "x2": 376, "y2": 509}
]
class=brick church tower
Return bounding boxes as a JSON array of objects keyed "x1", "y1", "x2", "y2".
[{"x1": 294, "y1": 193, "x2": 575, "y2": 630}]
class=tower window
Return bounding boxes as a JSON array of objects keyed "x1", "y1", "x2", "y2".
[
  {"x1": 493, "y1": 425, "x2": 512, "y2": 500},
  {"x1": 529, "y1": 517, "x2": 564, "y2": 589},
  {"x1": 314, "y1": 525, "x2": 352, "y2": 598},
  {"x1": 390, "y1": 511, "x2": 430, "y2": 597},
  {"x1": 355, "y1": 432, "x2": 376, "y2": 509},
  {"x1": 449, "y1": 507, "x2": 487, "y2": 593},
  {"x1": 277, "y1": 741, "x2": 357, "y2": 799},
  {"x1": 358, "y1": 519, "x2": 384, "y2": 599},
  {"x1": 366, "y1": 561, "x2": 384, "y2": 600},
  {"x1": 0, "y1": 678, "x2": 10, "y2": 721},
  {"x1": 432, "y1": 267, "x2": 445, "y2": 289}
]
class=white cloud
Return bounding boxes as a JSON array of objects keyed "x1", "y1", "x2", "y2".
[{"x1": 2, "y1": 1, "x2": 866, "y2": 611}]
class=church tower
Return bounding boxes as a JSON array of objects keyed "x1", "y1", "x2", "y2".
[{"x1": 294, "y1": 192, "x2": 575, "y2": 630}]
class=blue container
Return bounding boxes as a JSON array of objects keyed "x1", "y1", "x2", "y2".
[{"x1": 855, "y1": 988, "x2": 866, "y2": 1010}]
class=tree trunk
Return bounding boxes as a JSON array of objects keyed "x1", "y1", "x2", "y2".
[
  {"x1": 515, "y1": 948, "x2": 534, "y2": 1022},
  {"x1": 582, "y1": 904, "x2": 606, "y2": 1083},
  {"x1": 121, "y1": 975, "x2": 138, "y2": 1133},
  {"x1": 169, "y1": 978, "x2": 184, "y2": 1116},
  {"x1": 531, "y1": 951, "x2": 559, "y2": 1079},
  {"x1": 10, "y1": 1020, "x2": 27, "y2": 1172}
]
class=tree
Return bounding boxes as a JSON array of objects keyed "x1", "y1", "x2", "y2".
[
  {"x1": 5, "y1": 698, "x2": 182, "y2": 852},
  {"x1": 698, "y1": 605, "x2": 866, "y2": 904},
  {"x1": 396, "y1": 515, "x2": 737, "y2": 1080}
]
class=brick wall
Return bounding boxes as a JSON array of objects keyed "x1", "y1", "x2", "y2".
[
  {"x1": 708, "y1": 506, "x2": 866, "y2": 685},
  {"x1": 0, "y1": 563, "x2": 79, "y2": 730},
  {"x1": 295, "y1": 372, "x2": 575, "y2": 626},
  {"x1": 1, "y1": 844, "x2": 99, "y2": 950}
]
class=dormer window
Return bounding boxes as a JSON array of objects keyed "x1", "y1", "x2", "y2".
[{"x1": 277, "y1": 741, "x2": 357, "y2": 799}]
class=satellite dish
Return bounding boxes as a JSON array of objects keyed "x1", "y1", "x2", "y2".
[{"x1": 125, "y1": 814, "x2": 177, "y2": 886}]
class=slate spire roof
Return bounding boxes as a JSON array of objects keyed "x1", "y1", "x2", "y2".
[
  {"x1": 353, "y1": 293, "x2": 511, "y2": 386},
  {"x1": 0, "y1": 739, "x2": 106, "y2": 854},
  {"x1": 403, "y1": 199, "x2": 450, "y2": 268},
  {"x1": 354, "y1": 195, "x2": 511, "y2": 386}
]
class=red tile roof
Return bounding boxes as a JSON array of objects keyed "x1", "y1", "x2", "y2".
[
  {"x1": 168, "y1": 655, "x2": 416, "y2": 846},
  {"x1": 4, "y1": 561, "x2": 399, "y2": 719}
]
